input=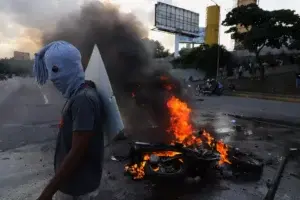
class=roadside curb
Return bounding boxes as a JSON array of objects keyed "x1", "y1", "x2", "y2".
[
  {"x1": 224, "y1": 113, "x2": 300, "y2": 129},
  {"x1": 225, "y1": 92, "x2": 300, "y2": 103}
]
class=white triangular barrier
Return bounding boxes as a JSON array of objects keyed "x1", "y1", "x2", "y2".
[{"x1": 85, "y1": 45, "x2": 124, "y2": 146}]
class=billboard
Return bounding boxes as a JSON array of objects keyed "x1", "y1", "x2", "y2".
[
  {"x1": 178, "y1": 27, "x2": 205, "y2": 44},
  {"x1": 155, "y1": 2, "x2": 200, "y2": 37}
]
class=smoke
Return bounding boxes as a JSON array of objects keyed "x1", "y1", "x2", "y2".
[
  {"x1": 43, "y1": 1, "x2": 149, "y2": 81},
  {"x1": 40, "y1": 1, "x2": 186, "y2": 137}
]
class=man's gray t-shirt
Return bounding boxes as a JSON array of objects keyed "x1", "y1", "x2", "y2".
[{"x1": 54, "y1": 85, "x2": 104, "y2": 196}]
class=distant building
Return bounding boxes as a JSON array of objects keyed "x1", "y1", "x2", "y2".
[{"x1": 13, "y1": 51, "x2": 30, "y2": 60}]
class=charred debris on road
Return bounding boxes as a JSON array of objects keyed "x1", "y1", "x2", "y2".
[
  {"x1": 122, "y1": 71, "x2": 264, "y2": 185},
  {"x1": 124, "y1": 132, "x2": 264, "y2": 183}
]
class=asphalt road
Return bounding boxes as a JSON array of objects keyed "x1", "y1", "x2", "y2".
[
  {"x1": 0, "y1": 78, "x2": 63, "y2": 199},
  {"x1": 1, "y1": 78, "x2": 300, "y2": 200},
  {"x1": 191, "y1": 95, "x2": 300, "y2": 126}
]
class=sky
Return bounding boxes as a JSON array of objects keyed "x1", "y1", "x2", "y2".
[{"x1": 0, "y1": 0, "x2": 299, "y2": 58}]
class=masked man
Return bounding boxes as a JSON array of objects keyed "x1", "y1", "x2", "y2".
[{"x1": 33, "y1": 41, "x2": 104, "y2": 200}]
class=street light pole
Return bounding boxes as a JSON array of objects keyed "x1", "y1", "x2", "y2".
[{"x1": 216, "y1": 26, "x2": 220, "y2": 79}]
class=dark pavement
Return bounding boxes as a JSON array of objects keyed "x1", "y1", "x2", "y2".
[
  {"x1": 192, "y1": 95, "x2": 300, "y2": 126},
  {"x1": 0, "y1": 78, "x2": 62, "y2": 151},
  {"x1": 1, "y1": 78, "x2": 300, "y2": 200}
]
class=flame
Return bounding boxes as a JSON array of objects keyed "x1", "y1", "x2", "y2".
[
  {"x1": 143, "y1": 151, "x2": 181, "y2": 160},
  {"x1": 125, "y1": 96, "x2": 231, "y2": 179},
  {"x1": 166, "y1": 96, "x2": 194, "y2": 144},
  {"x1": 125, "y1": 162, "x2": 147, "y2": 180},
  {"x1": 125, "y1": 151, "x2": 181, "y2": 179},
  {"x1": 216, "y1": 140, "x2": 231, "y2": 165},
  {"x1": 166, "y1": 96, "x2": 230, "y2": 165},
  {"x1": 160, "y1": 75, "x2": 168, "y2": 81},
  {"x1": 203, "y1": 130, "x2": 214, "y2": 146}
]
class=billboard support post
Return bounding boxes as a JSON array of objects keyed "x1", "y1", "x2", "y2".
[
  {"x1": 174, "y1": 34, "x2": 180, "y2": 57},
  {"x1": 154, "y1": 2, "x2": 200, "y2": 57}
]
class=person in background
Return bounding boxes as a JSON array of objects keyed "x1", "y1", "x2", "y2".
[
  {"x1": 238, "y1": 64, "x2": 243, "y2": 79},
  {"x1": 228, "y1": 82, "x2": 236, "y2": 91},
  {"x1": 33, "y1": 41, "x2": 104, "y2": 200},
  {"x1": 296, "y1": 73, "x2": 300, "y2": 88},
  {"x1": 205, "y1": 79, "x2": 212, "y2": 91},
  {"x1": 217, "y1": 80, "x2": 223, "y2": 90}
]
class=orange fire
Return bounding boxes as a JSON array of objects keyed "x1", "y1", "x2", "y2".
[
  {"x1": 203, "y1": 130, "x2": 214, "y2": 146},
  {"x1": 216, "y1": 140, "x2": 231, "y2": 165},
  {"x1": 125, "y1": 151, "x2": 181, "y2": 180},
  {"x1": 125, "y1": 96, "x2": 231, "y2": 179},
  {"x1": 125, "y1": 162, "x2": 147, "y2": 180},
  {"x1": 160, "y1": 75, "x2": 168, "y2": 81},
  {"x1": 166, "y1": 96, "x2": 195, "y2": 144}
]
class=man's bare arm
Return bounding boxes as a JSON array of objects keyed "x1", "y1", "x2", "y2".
[{"x1": 37, "y1": 131, "x2": 94, "y2": 199}]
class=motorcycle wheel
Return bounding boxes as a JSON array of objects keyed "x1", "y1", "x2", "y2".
[{"x1": 144, "y1": 158, "x2": 186, "y2": 179}]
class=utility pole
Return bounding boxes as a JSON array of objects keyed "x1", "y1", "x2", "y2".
[
  {"x1": 209, "y1": 0, "x2": 221, "y2": 79},
  {"x1": 216, "y1": 10, "x2": 221, "y2": 80}
]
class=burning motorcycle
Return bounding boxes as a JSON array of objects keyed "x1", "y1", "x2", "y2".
[
  {"x1": 126, "y1": 83, "x2": 263, "y2": 182},
  {"x1": 125, "y1": 141, "x2": 218, "y2": 180},
  {"x1": 125, "y1": 138, "x2": 264, "y2": 181}
]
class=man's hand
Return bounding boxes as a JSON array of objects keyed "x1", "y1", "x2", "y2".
[
  {"x1": 36, "y1": 190, "x2": 53, "y2": 200},
  {"x1": 36, "y1": 183, "x2": 55, "y2": 200}
]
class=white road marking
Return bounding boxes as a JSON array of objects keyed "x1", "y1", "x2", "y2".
[
  {"x1": 37, "y1": 84, "x2": 49, "y2": 104},
  {"x1": 43, "y1": 94, "x2": 49, "y2": 104}
]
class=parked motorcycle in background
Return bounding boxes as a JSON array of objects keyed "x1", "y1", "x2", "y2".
[{"x1": 195, "y1": 79, "x2": 223, "y2": 96}]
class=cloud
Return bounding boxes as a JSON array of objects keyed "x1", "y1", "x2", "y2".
[
  {"x1": 0, "y1": 0, "x2": 85, "y2": 57},
  {"x1": 1, "y1": 0, "x2": 300, "y2": 58},
  {"x1": 0, "y1": 0, "x2": 82, "y2": 30}
]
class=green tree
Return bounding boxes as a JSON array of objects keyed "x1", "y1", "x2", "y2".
[
  {"x1": 153, "y1": 40, "x2": 170, "y2": 58},
  {"x1": 179, "y1": 48, "x2": 193, "y2": 57},
  {"x1": 222, "y1": 4, "x2": 300, "y2": 79},
  {"x1": 0, "y1": 59, "x2": 33, "y2": 76},
  {"x1": 288, "y1": 20, "x2": 300, "y2": 50},
  {"x1": 173, "y1": 44, "x2": 232, "y2": 77},
  {"x1": 0, "y1": 60, "x2": 11, "y2": 74}
]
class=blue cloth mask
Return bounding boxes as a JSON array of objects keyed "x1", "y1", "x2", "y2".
[{"x1": 33, "y1": 41, "x2": 85, "y2": 98}]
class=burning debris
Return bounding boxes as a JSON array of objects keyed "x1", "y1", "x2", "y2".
[{"x1": 124, "y1": 95, "x2": 264, "y2": 181}]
